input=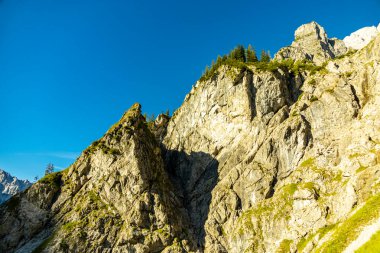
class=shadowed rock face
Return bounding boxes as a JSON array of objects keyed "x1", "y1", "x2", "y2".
[{"x1": 2, "y1": 23, "x2": 380, "y2": 253}]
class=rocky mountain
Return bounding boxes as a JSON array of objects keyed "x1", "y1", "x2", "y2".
[
  {"x1": 0, "y1": 169, "x2": 31, "y2": 204},
  {"x1": 1, "y1": 21, "x2": 380, "y2": 252}
]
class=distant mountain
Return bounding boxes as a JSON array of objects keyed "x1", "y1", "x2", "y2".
[
  {"x1": 0, "y1": 169, "x2": 31, "y2": 204},
  {"x1": 343, "y1": 23, "x2": 380, "y2": 50}
]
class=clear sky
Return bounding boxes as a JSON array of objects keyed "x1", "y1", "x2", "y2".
[{"x1": 1, "y1": 0, "x2": 379, "y2": 181}]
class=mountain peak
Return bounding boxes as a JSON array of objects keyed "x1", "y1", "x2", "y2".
[
  {"x1": 275, "y1": 21, "x2": 347, "y2": 65},
  {"x1": 294, "y1": 21, "x2": 327, "y2": 42}
]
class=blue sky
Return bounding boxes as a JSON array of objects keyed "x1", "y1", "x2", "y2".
[{"x1": 1, "y1": 0, "x2": 379, "y2": 181}]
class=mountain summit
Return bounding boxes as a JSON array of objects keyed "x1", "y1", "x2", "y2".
[
  {"x1": 275, "y1": 21, "x2": 348, "y2": 65},
  {"x1": 1, "y1": 22, "x2": 380, "y2": 252}
]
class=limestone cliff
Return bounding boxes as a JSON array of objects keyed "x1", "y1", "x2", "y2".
[{"x1": 2, "y1": 22, "x2": 380, "y2": 253}]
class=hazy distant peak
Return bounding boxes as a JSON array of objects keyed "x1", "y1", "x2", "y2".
[
  {"x1": 0, "y1": 169, "x2": 32, "y2": 204},
  {"x1": 343, "y1": 23, "x2": 380, "y2": 50}
]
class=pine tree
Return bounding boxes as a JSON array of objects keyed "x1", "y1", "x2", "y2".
[
  {"x1": 229, "y1": 45, "x2": 246, "y2": 62},
  {"x1": 260, "y1": 50, "x2": 271, "y2": 62},
  {"x1": 204, "y1": 65, "x2": 210, "y2": 76},
  {"x1": 45, "y1": 163, "x2": 54, "y2": 175},
  {"x1": 216, "y1": 55, "x2": 222, "y2": 65},
  {"x1": 246, "y1": 44, "x2": 258, "y2": 62},
  {"x1": 236, "y1": 45, "x2": 246, "y2": 62},
  {"x1": 229, "y1": 48, "x2": 236, "y2": 60}
]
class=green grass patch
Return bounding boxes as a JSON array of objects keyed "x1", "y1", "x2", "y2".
[
  {"x1": 310, "y1": 95, "x2": 319, "y2": 102},
  {"x1": 316, "y1": 193, "x2": 380, "y2": 252},
  {"x1": 88, "y1": 190, "x2": 102, "y2": 203},
  {"x1": 297, "y1": 224, "x2": 336, "y2": 252},
  {"x1": 276, "y1": 239, "x2": 292, "y2": 253},
  {"x1": 281, "y1": 183, "x2": 298, "y2": 196},
  {"x1": 200, "y1": 57, "x2": 252, "y2": 82},
  {"x1": 356, "y1": 165, "x2": 368, "y2": 173},
  {"x1": 297, "y1": 237, "x2": 310, "y2": 252},
  {"x1": 355, "y1": 229, "x2": 380, "y2": 253},
  {"x1": 62, "y1": 221, "x2": 82, "y2": 232},
  {"x1": 301, "y1": 182, "x2": 315, "y2": 191},
  {"x1": 309, "y1": 79, "x2": 316, "y2": 85},
  {"x1": 39, "y1": 172, "x2": 62, "y2": 190},
  {"x1": 333, "y1": 49, "x2": 357, "y2": 61},
  {"x1": 300, "y1": 157, "x2": 315, "y2": 167},
  {"x1": 84, "y1": 140, "x2": 120, "y2": 156},
  {"x1": 349, "y1": 153, "x2": 363, "y2": 159}
]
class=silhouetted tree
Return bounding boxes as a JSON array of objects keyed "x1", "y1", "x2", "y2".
[{"x1": 45, "y1": 163, "x2": 54, "y2": 175}]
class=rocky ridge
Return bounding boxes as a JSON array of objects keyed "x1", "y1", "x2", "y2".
[
  {"x1": 0, "y1": 169, "x2": 31, "y2": 204},
  {"x1": 1, "y1": 21, "x2": 380, "y2": 253}
]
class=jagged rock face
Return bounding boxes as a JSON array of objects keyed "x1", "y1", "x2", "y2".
[
  {"x1": 0, "y1": 169, "x2": 31, "y2": 204},
  {"x1": 0, "y1": 104, "x2": 194, "y2": 253},
  {"x1": 163, "y1": 66, "x2": 310, "y2": 252},
  {"x1": 2, "y1": 23, "x2": 380, "y2": 253},
  {"x1": 163, "y1": 33, "x2": 380, "y2": 252},
  {"x1": 343, "y1": 23, "x2": 380, "y2": 50},
  {"x1": 275, "y1": 21, "x2": 347, "y2": 65},
  {"x1": 230, "y1": 35, "x2": 380, "y2": 252}
]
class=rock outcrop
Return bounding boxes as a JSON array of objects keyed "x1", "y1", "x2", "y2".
[
  {"x1": 2, "y1": 22, "x2": 380, "y2": 253},
  {"x1": 0, "y1": 169, "x2": 31, "y2": 204},
  {"x1": 275, "y1": 21, "x2": 347, "y2": 65}
]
